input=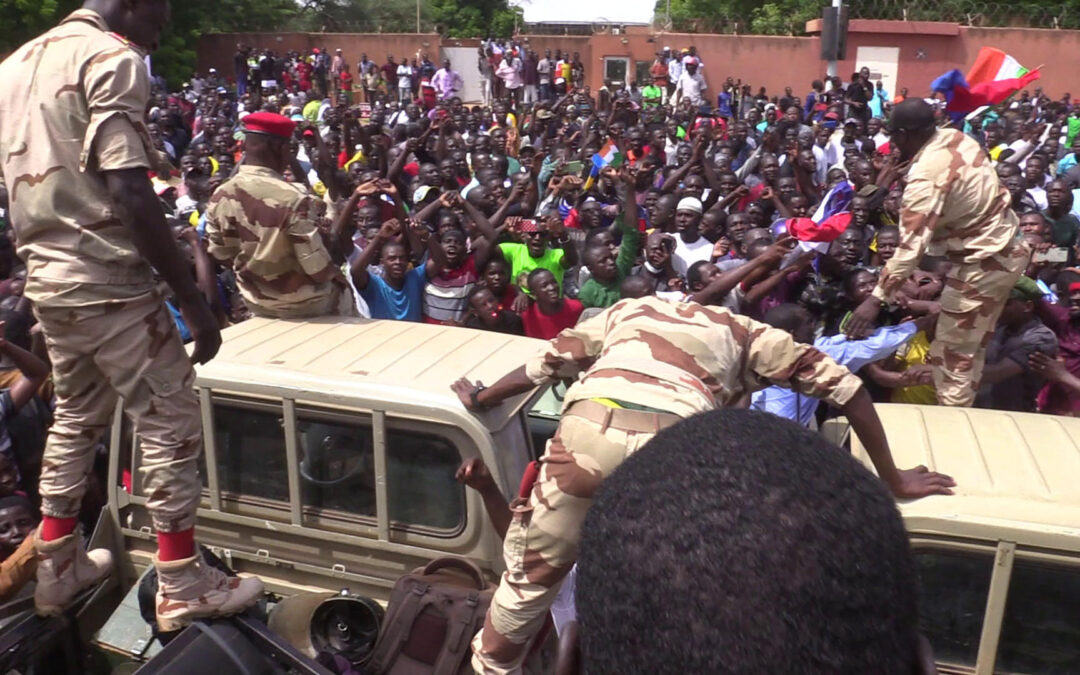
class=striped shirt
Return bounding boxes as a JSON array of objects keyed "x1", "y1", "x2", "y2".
[{"x1": 423, "y1": 257, "x2": 478, "y2": 324}]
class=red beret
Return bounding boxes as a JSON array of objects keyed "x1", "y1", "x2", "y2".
[{"x1": 243, "y1": 111, "x2": 297, "y2": 139}]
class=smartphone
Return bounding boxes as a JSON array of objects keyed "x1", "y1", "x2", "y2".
[{"x1": 1034, "y1": 247, "x2": 1069, "y2": 263}]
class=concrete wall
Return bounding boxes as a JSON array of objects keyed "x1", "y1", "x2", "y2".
[{"x1": 198, "y1": 24, "x2": 1080, "y2": 101}]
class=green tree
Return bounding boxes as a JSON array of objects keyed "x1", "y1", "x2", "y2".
[
  {"x1": 0, "y1": 0, "x2": 80, "y2": 51},
  {"x1": 428, "y1": 0, "x2": 521, "y2": 37},
  {"x1": 154, "y1": 0, "x2": 299, "y2": 87}
]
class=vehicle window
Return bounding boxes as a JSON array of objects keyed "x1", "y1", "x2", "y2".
[
  {"x1": 913, "y1": 549, "x2": 993, "y2": 668},
  {"x1": 386, "y1": 427, "x2": 463, "y2": 531},
  {"x1": 212, "y1": 403, "x2": 289, "y2": 502},
  {"x1": 295, "y1": 414, "x2": 376, "y2": 518},
  {"x1": 996, "y1": 559, "x2": 1080, "y2": 673}
]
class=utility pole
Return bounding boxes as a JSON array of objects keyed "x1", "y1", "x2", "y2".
[
  {"x1": 827, "y1": 0, "x2": 841, "y2": 78},
  {"x1": 417, "y1": 0, "x2": 421, "y2": 33},
  {"x1": 666, "y1": 0, "x2": 671, "y2": 29}
]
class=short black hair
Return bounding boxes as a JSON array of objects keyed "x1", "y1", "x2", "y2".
[
  {"x1": 577, "y1": 409, "x2": 919, "y2": 674},
  {"x1": 686, "y1": 259, "x2": 712, "y2": 289},
  {"x1": 762, "y1": 302, "x2": 808, "y2": 333},
  {"x1": 0, "y1": 495, "x2": 31, "y2": 513}
]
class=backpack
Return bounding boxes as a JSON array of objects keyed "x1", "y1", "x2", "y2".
[{"x1": 368, "y1": 557, "x2": 495, "y2": 675}]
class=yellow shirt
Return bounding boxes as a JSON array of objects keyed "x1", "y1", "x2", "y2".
[{"x1": 891, "y1": 331, "x2": 937, "y2": 405}]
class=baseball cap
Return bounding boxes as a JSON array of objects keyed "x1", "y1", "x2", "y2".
[
  {"x1": 535, "y1": 109, "x2": 553, "y2": 120},
  {"x1": 844, "y1": 117, "x2": 860, "y2": 126}
]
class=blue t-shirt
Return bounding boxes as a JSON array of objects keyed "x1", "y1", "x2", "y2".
[{"x1": 361, "y1": 264, "x2": 427, "y2": 321}]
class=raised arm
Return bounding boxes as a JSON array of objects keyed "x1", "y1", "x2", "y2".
[
  {"x1": 350, "y1": 218, "x2": 401, "y2": 290},
  {"x1": 691, "y1": 237, "x2": 791, "y2": 305}
]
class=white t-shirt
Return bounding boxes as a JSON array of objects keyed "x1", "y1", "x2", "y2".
[
  {"x1": 673, "y1": 234, "x2": 714, "y2": 276},
  {"x1": 396, "y1": 64, "x2": 413, "y2": 89}
]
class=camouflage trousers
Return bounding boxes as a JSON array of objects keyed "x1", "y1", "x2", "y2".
[
  {"x1": 931, "y1": 238, "x2": 1029, "y2": 407},
  {"x1": 471, "y1": 401, "x2": 678, "y2": 674},
  {"x1": 36, "y1": 291, "x2": 203, "y2": 533}
]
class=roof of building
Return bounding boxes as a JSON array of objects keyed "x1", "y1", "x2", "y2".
[
  {"x1": 852, "y1": 403, "x2": 1080, "y2": 554},
  {"x1": 194, "y1": 317, "x2": 545, "y2": 431}
]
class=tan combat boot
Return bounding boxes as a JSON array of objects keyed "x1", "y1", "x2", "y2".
[
  {"x1": 155, "y1": 552, "x2": 264, "y2": 632},
  {"x1": 33, "y1": 529, "x2": 113, "y2": 616}
]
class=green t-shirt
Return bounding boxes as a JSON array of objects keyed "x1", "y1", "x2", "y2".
[
  {"x1": 1043, "y1": 210, "x2": 1080, "y2": 248},
  {"x1": 642, "y1": 85, "x2": 663, "y2": 107},
  {"x1": 578, "y1": 217, "x2": 642, "y2": 309},
  {"x1": 499, "y1": 242, "x2": 565, "y2": 291}
]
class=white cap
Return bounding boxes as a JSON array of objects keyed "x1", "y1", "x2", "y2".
[{"x1": 676, "y1": 197, "x2": 703, "y2": 214}]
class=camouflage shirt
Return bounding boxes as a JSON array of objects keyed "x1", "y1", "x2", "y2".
[
  {"x1": 0, "y1": 9, "x2": 159, "y2": 307},
  {"x1": 204, "y1": 165, "x2": 345, "y2": 317},
  {"x1": 524, "y1": 295, "x2": 863, "y2": 417},
  {"x1": 873, "y1": 128, "x2": 1020, "y2": 303}
]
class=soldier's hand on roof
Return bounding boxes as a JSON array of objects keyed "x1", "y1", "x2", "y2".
[
  {"x1": 451, "y1": 377, "x2": 482, "y2": 410},
  {"x1": 891, "y1": 465, "x2": 956, "y2": 499}
]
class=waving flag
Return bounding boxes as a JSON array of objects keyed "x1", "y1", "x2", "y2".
[
  {"x1": 787, "y1": 181, "x2": 854, "y2": 254},
  {"x1": 932, "y1": 61, "x2": 1041, "y2": 122},
  {"x1": 967, "y1": 48, "x2": 1030, "y2": 87},
  {"x1": 591, "y1": 139, "x2": 624, "y2": 174},
  {"x1": 584, "y1": 139, "x2": 624, "y2": 190}
]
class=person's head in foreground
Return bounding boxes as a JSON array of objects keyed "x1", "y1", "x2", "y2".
[{"x1": 568, "y1": 409, "x2": 934, "y2": 675}]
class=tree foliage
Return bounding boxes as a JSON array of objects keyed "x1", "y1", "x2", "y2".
[
  {"x1": 655, "y1": 0, "x2": 827, "y2": 34},
  {"x1": 0, "y1": 0, "x2": 520, "y2": 87},
  {"x1": 0, "y1": 0, "x2": 80, "y2": 51}
]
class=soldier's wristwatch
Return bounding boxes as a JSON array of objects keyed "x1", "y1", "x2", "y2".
[{"x1": 470, "y1": 385, "x2": 488, "y2": 409}]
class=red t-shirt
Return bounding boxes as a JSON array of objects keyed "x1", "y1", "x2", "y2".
[
  {"x1": 497, "y1": 285, "x2": 518, "y2": 312},
  {"x1": 522, "y1": 299, "x2": 584, "y2": 340}
]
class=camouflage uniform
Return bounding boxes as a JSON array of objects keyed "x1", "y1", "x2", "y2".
[
  {"x1": 872, "y1": 128, "x2": 1029, "y2": 407},
  {"x1": 472, "y1": 296, "x2": 863, "y2": 674},
  {"x1": 204, "y1": 166, "x2": 354, "y2": 319},
  {"x1": 0, "y1": 9, "x2": 203, "y2": 532}
]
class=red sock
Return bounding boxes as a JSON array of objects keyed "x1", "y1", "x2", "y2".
[
  {"x1": 157, "y1": 529, "x2": 195, "y2": 562},
  {"x1": 39, "y1": 516, "x2": 77, "y2": 542}
]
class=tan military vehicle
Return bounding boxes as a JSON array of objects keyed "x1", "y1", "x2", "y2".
[
  {"x1": 88, "y1": 317, "x2": 555, "y2": 666},
  {"x1": 23, "y1": 317, "x2": 1080, "y2": 674},
  {"x1": 850, "y1": 404, "x2": 1080, "y2": 675}
]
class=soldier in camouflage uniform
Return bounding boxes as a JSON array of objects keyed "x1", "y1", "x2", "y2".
[
  {"x1": 453, "y1": 293, "x2": 955, "y2": 674},
  {"x1": 204, "y1": 112, "x2": 355, "y2": 319},
  {"x1": 847, "y1": 99, "x2": 1030, "y2": 407},
  {"x1": 0, "y1": 1, "x2": 262, "y2": 627}
]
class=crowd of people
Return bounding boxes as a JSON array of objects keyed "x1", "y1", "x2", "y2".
[
  {"x1": 2, "y1": 3, "x2": 1080, "y2": 665},
  {"x1": 137, "y1": 44, "x2": 1080, "y2": 421}
]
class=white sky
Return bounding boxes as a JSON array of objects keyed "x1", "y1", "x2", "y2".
[{"x1": 510, "y1": 0, "x2": 655, "y2": 25}]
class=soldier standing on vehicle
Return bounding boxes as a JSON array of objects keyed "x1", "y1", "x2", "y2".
[
  {"x1": 0, "y1": 0, "x2": 262, "y2": 627},
  {"x1": 452, "y1": 293, "x2": 955, "y2": 674},
  {"x1": 204, "y1": 112, "x2": 355, "y2": 319},
  {"x1": 845, "y1": 98, "x2": 1030, "y2": 406}
]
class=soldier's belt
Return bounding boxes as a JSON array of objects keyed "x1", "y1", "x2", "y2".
[{"x1": 567, "y1": 399, "x2": 681, "y2": 434}]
